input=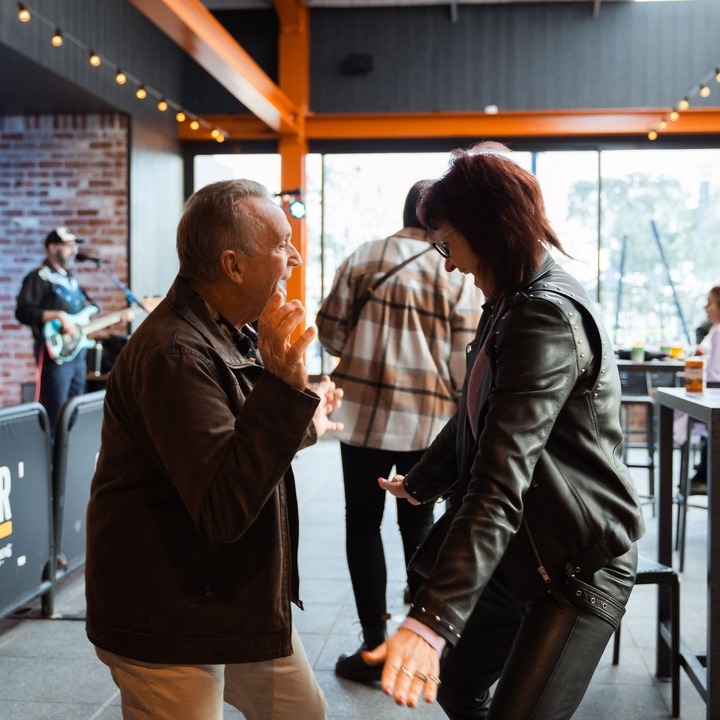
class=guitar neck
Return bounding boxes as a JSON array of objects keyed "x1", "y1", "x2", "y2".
[{"x1": 83, "y1": 311, "x2": 130, "y2": 336}]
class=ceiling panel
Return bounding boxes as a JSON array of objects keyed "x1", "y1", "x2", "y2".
[{"x1": 0, "y1": 44, "x2": 117, "y2": 116}]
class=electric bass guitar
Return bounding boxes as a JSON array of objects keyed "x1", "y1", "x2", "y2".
[{"x1": 43, "y1": 305, "x2": 134, "y2": 364}]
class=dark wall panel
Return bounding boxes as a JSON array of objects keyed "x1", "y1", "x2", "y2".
[
  {"x1": 182, "y1": 9, "x2": 279, "y2": 115},
  {"x1": 309, "y1": 1, "x2": 720, "y2": 114}
]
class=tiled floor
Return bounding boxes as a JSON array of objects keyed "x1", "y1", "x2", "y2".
[{"x1": 0, "y1": 438, "x2": 710, "y2": 718}]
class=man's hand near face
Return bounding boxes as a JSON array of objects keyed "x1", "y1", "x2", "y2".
[{"x1": 257, "y1": 290, "x2": 316, "y2": 391}]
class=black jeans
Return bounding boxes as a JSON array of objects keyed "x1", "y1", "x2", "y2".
[
  {"x1": 438, "y1": 545, "x2": 638, "y2": 720},
  {"x1": 340, "y1": 443, "x2": 435, "y2": 629}
]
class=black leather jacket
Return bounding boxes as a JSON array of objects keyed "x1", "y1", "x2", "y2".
[{"x1": 404, "y1": 255, "x2": 645, "y2": 646}]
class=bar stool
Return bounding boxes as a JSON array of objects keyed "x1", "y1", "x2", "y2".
[
  {"x1": 612, "y1": 555, "x2": 680, "y2": 717},
  {"x1": 673, "y1": 381, "x2": 720, "y2": 571},
  {"x1": 619, "y1": 369, "x2": 680, "y2": 511},
  {"x1": 619, "y1": 369, "x2": 656, "y2": 508}
]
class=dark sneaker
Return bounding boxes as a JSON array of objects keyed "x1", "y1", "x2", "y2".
[{"x1": 335, "y1": 643, "x2": 383, "y2": 682}]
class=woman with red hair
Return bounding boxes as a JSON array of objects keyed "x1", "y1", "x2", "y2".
[{"x1": 364, "y1": 143, "x2": 645, "y2": 719}]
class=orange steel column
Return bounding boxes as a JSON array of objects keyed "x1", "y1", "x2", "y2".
[{"x1": 275, "y1": 0, "x2": 309, "y2": 309}]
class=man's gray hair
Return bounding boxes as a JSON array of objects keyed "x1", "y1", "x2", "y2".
[{"x1": 177, "y1": 179, "x2": 272, "y2": 283}]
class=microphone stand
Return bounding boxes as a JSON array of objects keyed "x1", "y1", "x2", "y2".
[{"x1": 93, "y1": 259, "x2": 150, "y2": 313}]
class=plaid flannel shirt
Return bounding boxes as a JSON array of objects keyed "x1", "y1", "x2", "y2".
[{"x1": 316, "y1": 228, "x2": 483, "y2": 451}]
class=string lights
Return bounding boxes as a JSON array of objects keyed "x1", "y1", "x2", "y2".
[
  {"x1": 15, "y1": 1, "x2": 229, "y2": 142},
  {"x1": 647, "y1": 63, "x2": 720, "y2": 141}
]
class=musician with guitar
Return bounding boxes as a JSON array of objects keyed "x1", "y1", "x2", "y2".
[{"x1": 15, "y1": 227, "x2": 130, "y2": 431}]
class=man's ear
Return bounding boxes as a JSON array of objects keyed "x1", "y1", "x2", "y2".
[{"x1": 220, "y1": 249, "x2": 245, "y2": 284}]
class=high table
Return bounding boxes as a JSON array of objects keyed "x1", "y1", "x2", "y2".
[
  {"x1": 616, "y1": 358, "x2": 685, "y2": 374},
  {"x1": 657, "y1": 387, "x2": 720, "y2": 718}
]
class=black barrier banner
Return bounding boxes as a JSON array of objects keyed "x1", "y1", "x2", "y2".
[
  {"x1": 0, "y1": 403, "x2": 53, "y2": 618},
  {"x1": 53, "y1": 391, "x2": 105, "y2": 575}
]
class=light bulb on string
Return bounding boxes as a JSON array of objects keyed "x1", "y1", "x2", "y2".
[
  {"x1": 648, "y1": 130, "x2": 658, "y2": 141},
  {"x1": 10, "y1": 2, "x2": 225, "y2": 142},
  {"x1": 649, "y1": 64, "x2": 720, "y2": 139}
]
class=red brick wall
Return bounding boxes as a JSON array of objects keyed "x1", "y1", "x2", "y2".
[{"x1": 0, "y1": 114, "x2": 129, "y2": 408}]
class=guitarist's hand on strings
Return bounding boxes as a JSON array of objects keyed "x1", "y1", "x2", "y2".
[{"x1": 44, "y1": 310, "x2": 79, "y2": 338}]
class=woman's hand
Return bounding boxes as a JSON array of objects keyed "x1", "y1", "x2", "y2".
[
  {"x1": 308, "y1": 374, "x2": 344, "y2": 438},
  {"x1": 362, "y1": 627, "x2": 442, "y2": 707},
  {"x1": 378, "y1": 474, "x2": 421, "y2": 506}
]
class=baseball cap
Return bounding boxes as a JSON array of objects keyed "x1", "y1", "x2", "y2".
[{"x1": 45, "y1": 227, "x2": 84, "y2": 247}]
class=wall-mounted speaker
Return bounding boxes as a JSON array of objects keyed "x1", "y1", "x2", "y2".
[{"x1": 339, "y1": 53, "x2": 374, "y2": 76}]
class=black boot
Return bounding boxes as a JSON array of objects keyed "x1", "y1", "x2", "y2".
[
  {"x1": 335, "y1": 642, "x2": 383, "y2": 682},
  {"x1": 335, "y1": 618, "x2": 387, "y2": 683}
]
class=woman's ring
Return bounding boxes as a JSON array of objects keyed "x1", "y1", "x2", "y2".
[
  {"x1": 428, "y1": 674, "x2": 442, "y2": 685},
  {"x1": 414, "y1": 671, "x2": 427, "y2": 682},
  {"x1": 399, "y1": 665, "x2": 414, "y2": 679}
]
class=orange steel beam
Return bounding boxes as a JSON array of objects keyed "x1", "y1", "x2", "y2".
[
  {"x1": 279, "y1": 135, "x2": 308, "y2": 308},
  {"x1": 275, "y1": 0, "x2": 309, "y2": 121},
  {"x1": 129, "y1": 0, "x2": 301, "y2": 134},
  {"x1": 178, "y1": 108, "x2": 720, "y2": 142},
  {"x1": 274, "y1": 0, "x2": 309, "y2": 306},
  {"x1": 306, "y1": 109, "x2": 720, "y2": 139}
]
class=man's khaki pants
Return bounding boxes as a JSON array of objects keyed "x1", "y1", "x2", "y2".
[{"x1": 96, "y1": 626, "x2": 327, "y2": 720}]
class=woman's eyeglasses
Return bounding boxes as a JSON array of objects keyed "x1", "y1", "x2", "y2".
[{"x1": 432, "y1": 227, "x2": 454, "y2": 258}]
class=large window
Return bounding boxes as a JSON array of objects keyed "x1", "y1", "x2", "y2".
[
  {"x1": 596, "y1": 149, "x2": 720, "y2": 350},
  {"x1": 195, "y1": 146, "x2": 720, "y2": 371}
]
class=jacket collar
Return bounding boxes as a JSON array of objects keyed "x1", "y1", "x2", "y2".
[
  {"x1": 502, "y1": 252, "x2": 557, "y2": 308},
  {"x1": 521, "y1": 252, "x2": 556, "y2": 291},
  {"x1": 165, "y1": 275, "x2": 255, "y2": 369}
]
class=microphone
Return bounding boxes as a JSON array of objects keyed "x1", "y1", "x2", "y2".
[{"x1": 76, "y1": 252, "x2": 104, "y2": 265}]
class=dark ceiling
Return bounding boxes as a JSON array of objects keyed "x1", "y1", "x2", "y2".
[
  {"x1": 1, "y1": 0, "x2": 612, "y2": 118},
  {"x1": 1, "y1": 43, "x2": 117, "y2": 116}
]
